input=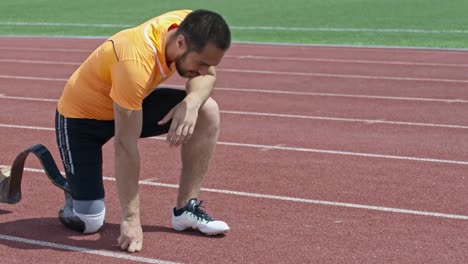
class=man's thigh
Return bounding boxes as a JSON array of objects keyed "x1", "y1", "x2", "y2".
[
  {"x1": 55, "y1": 111, "x2": 114, "y2": 200},
  {"x1": 140, "y1": 88, "x2": 187, "y2": 138}
]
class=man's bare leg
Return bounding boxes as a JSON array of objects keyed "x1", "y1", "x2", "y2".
[{"x1": 176, "y1": 97, "x2": 220, "y2": 209}]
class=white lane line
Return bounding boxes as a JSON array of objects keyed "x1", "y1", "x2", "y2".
[
  {"x1": 231, "y1": 26, "x2": 468, "y2": 34},
  {"x1": 225, "y1": 55, "x2": 468, "y2": 68},
  {"x1": 2, "y1": 21, "x2": 468, "y2": 34},
  {"x1": 213, "y1": 87, "x2": 468, "y2": 103},
  {"x1": 236, "y1": 41, "x2": 468, "y2": 51},
  {"x1": 2, "y1": 60, "x2": 468, "y2": 83},
  {"x1": 213, "y1": 140, "x2": 468, "y2": 166},
  {"x1": 1, "y1": 58, "x2": 468, "y2": 83},
  {"x1": 2, "y1": 48, "x2": 468, "y2": 68},
  {"x1": 0, "y1": 46, "x2": 91, "y2": 53},
  {"x1": 0, "y1": 59, "x2": 80, "y2": 65},
  {"x1": 0, "y1": 124, "x2": 53, "y2": 131},
  {"x1": 3, "y1": 35, "x2": 468, "y2": 51},
  {"x1": 1, "y1": 123, "x2": 468, "y2": 166},
  {"x1": 99, "y1": 179, "x2": 468, "y2": 220},
  {"x1": 221, "y1": 110, "x2": 468, "y2": 130},
  {"x1": 5, "y1": 166, "x2": 468, "y2": 221},
  {"x1": 0, "y1": 74, "x2": 67, "y2": 82},
  {"x1": 218, "y1": 68, "x2": 468, "y2": 83},
  {"x1": 2, "y1": 74, "x2": 468, "y2": 104},
  {"x1": 0, "y1": 21, "x2": 132, "y2": 28},
  {"x1": 0, "y1": 95, "x2": 59, "y2": 102},
  {"x1": 0, "y1": 235, "x2": 179, "y2": 264},
  {"x1": 2, "y1": 94, "x2": 468, "y2": 129},
  {"x1": 259, "y1": 143, "x2": 287, "y2": 151}
]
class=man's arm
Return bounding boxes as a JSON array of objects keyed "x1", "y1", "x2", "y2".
[
  {"x1": 113, "y1": 102, "x2": 143, "y2": 253},
  {"x1": 184, "y1": 66, "x2": 217, "y2": 110},
  {"x1": 158, "y1": 66, "x2": 217, "y2": 146}
]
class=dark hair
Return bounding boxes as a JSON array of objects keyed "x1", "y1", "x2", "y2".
[{"x1": 176, "y1": 9, "x2": 231, "y2": 52}]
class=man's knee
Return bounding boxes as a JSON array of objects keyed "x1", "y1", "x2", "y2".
[
  {"x1": 72, "y1": 210, "x2": 106, "y2": 234},
  {"x1": 199, "y1": 98, "x2": 220, "y2": 129},
  {"x1": 59, "y1": 198, "x2": 106, "y2": 234},
  {"x1": 73, "y1": 199, "x2": 106, "y2": 233}
]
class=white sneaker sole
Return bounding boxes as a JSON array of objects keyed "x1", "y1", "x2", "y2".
[{"x1": 173, "y1": 225, "x2": 230, "y2": 235}]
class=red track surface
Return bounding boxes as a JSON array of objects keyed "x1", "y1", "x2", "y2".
[{"x1": 1, "y1": 37, "x2": 468, "y2": 263}]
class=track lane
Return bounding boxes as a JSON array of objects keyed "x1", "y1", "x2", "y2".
[
  {"x1": 2, "y1": 61, "x2": 468, "y2": 102},
  {"x1": 2, "y1": 98, "x2": 468, "y2": 161},
  {"x1": 3, "y1": 90, "x2": 468, "y2": 131},
  {"x1": 1, "y1": 126, "x2": 468, "y2": 217},
  {"x1": 2, "y1": 36, "x2": 468, "y2": 64},
  {"x1": 3, "y1": 51, "x2": 468, "y2": 80},
  {"x1": 1, "y1": 156, "x2": 468, "y2": 264}
]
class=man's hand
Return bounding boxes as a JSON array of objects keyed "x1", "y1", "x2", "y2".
[
  {"x1": 118, "y1": 219, "x2": 143, "y2": 253},
  {"x1": 158, "y1": 100, "x2": 199, "y2": 147},
  {"x1": 158, "y1": 67, "x2": 217, "y2": 147}
]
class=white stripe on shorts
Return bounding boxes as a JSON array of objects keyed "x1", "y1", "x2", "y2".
[
  {"x1": 57, "y1": 114, "x2": 67, "y2": 167},
  {"x1": 63, "y1": 116, "x2": 75, "y2": 174}
]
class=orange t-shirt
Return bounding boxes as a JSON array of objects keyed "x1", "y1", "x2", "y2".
[{"x1": 58, "y1": 10, "x2": 191, "y2": 120}]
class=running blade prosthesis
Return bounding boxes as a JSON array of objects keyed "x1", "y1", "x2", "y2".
[{"x1": 0, "y1": 144, "x2": 69, "y2": 204}]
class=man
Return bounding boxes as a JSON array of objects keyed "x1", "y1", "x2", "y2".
[{"x1": 55, "y1": 9, "x2": 231, "y2": 253}]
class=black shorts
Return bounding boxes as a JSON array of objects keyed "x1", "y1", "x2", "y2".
[{"x1": 55, "y1": 88, "x2": 186, "y2": 200}]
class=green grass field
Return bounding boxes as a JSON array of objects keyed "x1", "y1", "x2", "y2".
[{"x1": 1, "y1": 0, "x2": 468, "y2": 48}]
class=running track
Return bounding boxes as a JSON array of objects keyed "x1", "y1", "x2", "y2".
[{"x1": 0, "y1": 37, "x2": 468, "y2": 263}]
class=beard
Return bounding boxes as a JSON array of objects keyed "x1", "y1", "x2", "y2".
[{"x1": 175, "y1": 50, "x2": 199, "y2": 78}]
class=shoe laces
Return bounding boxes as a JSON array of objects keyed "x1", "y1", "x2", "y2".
[{"x1": 191, "y1": 200, "x2": 214, "y2": 222}]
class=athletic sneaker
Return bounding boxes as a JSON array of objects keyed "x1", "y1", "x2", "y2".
[
  {"x1": 172, "y1": 199, "x2": 230, "y2": 235},
  {"x1": 58, "y1": 191, "x2": 86, "y2": 233}
]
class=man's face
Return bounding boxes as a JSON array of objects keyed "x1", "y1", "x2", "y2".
[{"x1": 175, "y1": 42, "x2": 225, "y2": 78}]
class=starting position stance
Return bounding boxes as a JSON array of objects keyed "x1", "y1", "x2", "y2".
[{"x1": 55, "y1": 9, "x2": 231, "y2": 252}]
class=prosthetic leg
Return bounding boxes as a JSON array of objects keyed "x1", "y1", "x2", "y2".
[{"x1": 0, "y1": 144, "x2": 70, "y2": 204}]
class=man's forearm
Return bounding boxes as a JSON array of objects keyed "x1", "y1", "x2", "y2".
[
  {"x1": 184, "y1": 69, "x2": 216, "y2": 108},
  {"x1": 114, "y1": 141, "x2": 141, "y2": 221}
]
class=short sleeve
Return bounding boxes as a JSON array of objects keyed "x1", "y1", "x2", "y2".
[{"x1": 110, "y1": 60, "x2": 152, "y2": 110}]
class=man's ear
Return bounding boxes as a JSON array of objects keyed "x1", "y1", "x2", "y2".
[{"x1": 176, "y1": 35, "x2": 187, "y2": 50}]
